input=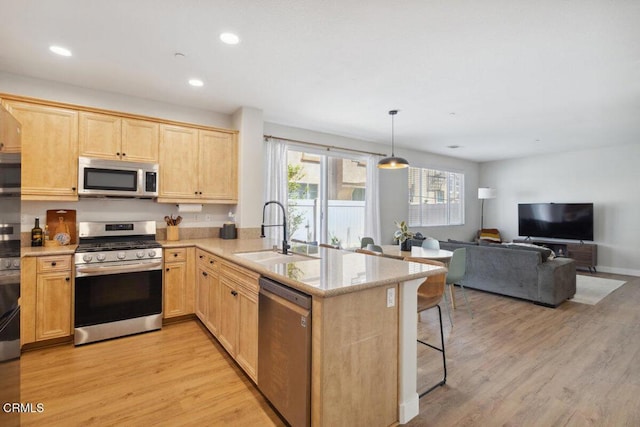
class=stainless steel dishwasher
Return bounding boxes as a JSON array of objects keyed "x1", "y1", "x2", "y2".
[{"x1": 258, "y1": 276, "x2": 312, "y2": 427}]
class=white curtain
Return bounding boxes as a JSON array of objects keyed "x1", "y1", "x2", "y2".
[
  {"x1": 365, "y1": 154, "x2": 382, "y2": 244},
  {"x1": 263, "y1": 138, "x2": 288, "y2": 241}
]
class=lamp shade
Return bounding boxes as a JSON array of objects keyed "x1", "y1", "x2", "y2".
[
  {"x1": 378, "y1": 156, "x2": 409, "y2": 169},
  {"x1": 377, "y1": 109, "x2": 409, "y2": 169},
  {"x1": 478, "y1": 187, "x2": 497, "y2": 199}
]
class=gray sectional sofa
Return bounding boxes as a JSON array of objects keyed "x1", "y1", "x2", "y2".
[{"x1": 439, "y1": 240, "x2": 576, "y2": 307}]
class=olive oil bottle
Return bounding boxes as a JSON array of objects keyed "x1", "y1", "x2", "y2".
[{"x1": 31, "y1": 217, "x2": 43, "y2": 247}]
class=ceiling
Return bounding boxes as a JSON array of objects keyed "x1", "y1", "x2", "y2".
[{"x1": 1, "y1": 1, "x2": 639, "y2": 162}]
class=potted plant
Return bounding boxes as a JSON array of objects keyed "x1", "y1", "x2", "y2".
[{"x1": 394, "y1": 220, "x2": 414, "y2": 251}]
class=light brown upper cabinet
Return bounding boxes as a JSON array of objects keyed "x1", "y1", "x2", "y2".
[
  {"x1": 0, "y1": 103, "x2": 22, "y2": 153},
  {"x1": 158, "y1": 124, "x2": 238, "y2": 203},
  {"x1": 4, "y1": 100, "x2": 79, "y2": 200},
  {"x1": 79, "y1": 112, "x2": 159, "y2": 163}
]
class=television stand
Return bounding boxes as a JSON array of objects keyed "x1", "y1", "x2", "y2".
[{"x1": 513, "y1": 239, "x2": 597, "y2": 273}]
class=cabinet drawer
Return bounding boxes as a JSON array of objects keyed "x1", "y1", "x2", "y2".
[
  {"x1": 165, "y1": 248, "x2": 187, "y2": 262},
  {"x1": 196, "y1": 249, "x2": 219, "y2": 272},
  {"x1": 37, "y1": 256, "x2": 72, "y2": 273},
  {"x1": 221, "y1": 261, "x2": 259, "y2": 292}
]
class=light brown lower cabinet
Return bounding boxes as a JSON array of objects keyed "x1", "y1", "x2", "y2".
[
  {"x1": 195, "y1": 250, "x2": 259, "y2": 382},
  {"x1": 195, "y1": 249, "x2": 220, "y2": 335},
  {"x1": 163, "y1": 247, "x2": 195, "y2": 319},
  {"x1": 21, "y1": 255, "x2": 73, "y2": 345}
]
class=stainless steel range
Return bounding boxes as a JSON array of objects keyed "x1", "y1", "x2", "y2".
[{"x1": 74, "y1": 221, "x2": 163, "y2": 345}]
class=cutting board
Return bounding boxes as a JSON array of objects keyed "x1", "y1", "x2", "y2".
[{"x1": 46, "y1": 209, "x2": 77, "y2": 245}]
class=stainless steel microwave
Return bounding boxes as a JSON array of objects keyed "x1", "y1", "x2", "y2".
[
  {"x1": 78, "y1": 157, "x2": 158, "y2": 198},
  {"x1": 0, "y1": 153, "x2": 21, "y2": 195}
]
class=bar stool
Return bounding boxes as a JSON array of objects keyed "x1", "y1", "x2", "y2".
[{"x1": 404, "y1": 257, "x2": 447, "y2": 397}]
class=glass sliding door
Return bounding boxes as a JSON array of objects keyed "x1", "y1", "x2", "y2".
[{"x1": 287, "y1": 149, "x2": 367, "y2": 249}]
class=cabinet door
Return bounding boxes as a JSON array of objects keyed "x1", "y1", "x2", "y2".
[
  {"x1": 236, "y1": 285, "x2": 258, "y2": 381},
  {"x1": 206, "y1": 269, "x2": 221, "y2": 336},
  {"x1": 158, "y1": 125, "x2": 199, "y2": 199},
  {"x1": 195, "y1": 266, "x2": 210, "y2": 323},
  {"x1": 0, "y1": 104, "x2": 21, "y2": 153},
  {"x1": 217, "y1": 277, "x2": 238, "y2": 355},
  {"x1": 5, "y1": 101, "x2": 78, "y2": 200},
  {"x1": 164, "y1": 261, "x2": 190, "y2": 318},
  {"x1": 198, "y1": 130, "x2": 238, "y2": 201},
  {"x1": 122, "y1": 118, "x2": 159, "y2": 162},
  {"x1": 36, "y1": 272, "x2": 72, "y2": 341},
  {"x1": 79, "y1": 112, "x2": 121, "y2": 160}
]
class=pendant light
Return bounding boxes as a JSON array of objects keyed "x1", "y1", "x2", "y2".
[{"x1": 377, "y1": 110, "x2": 409, "y2": 169}]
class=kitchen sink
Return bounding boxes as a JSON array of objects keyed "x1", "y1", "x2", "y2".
[{"x1": 234, "y1": 250, "x2": 315, "y2": 265}]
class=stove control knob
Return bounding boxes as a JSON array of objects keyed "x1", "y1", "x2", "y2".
[
  {"x1": 3, "y1": 260, "x2": 10, "y2": 268},
  {"x1": 148, "y1": 250, "x2": 157, "y2": 258},
  {"x1": 12, "y1": 259, "x2": 20, "y2": 268},
  {"x1": 82, "y1": 254, "x2": 93, "y2": 263},
  {"x1": 97, "y1": 253, "x2": 107, "y2": 262},
  {"x1": 136, "y1": 251, "x2": 145, "y2": 259},
  {"x1": 117, "y1": 252, "x2": 126, "y2": 260}
]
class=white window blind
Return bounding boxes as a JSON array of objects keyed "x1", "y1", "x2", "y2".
[{"x1": 408, "y1": 166, "x2": 464, "y2": 226}]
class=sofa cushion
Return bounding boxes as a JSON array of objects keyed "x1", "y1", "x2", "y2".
[
  {"x1": 478, "y1": 240, "x2": 506, "y2": 248},
  {"x1": 506, "y1": 243, "x2": 553, "y2": 262},
  {"x1": 447, "y1": 239, "x2": 478, "y2": 246}
]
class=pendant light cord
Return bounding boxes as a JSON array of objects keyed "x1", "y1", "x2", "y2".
[{"x1": 389, "y1": 109, "x2": 398, "y2": 156}]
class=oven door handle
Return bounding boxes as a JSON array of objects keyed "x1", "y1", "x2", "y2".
[{"x1": 75, "y1": 261, "x2": 163, "y2": 277}]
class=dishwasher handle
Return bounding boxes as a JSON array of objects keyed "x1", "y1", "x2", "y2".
[{"x1": 259, "y1": 276, "x2": 312, "y2": 310}]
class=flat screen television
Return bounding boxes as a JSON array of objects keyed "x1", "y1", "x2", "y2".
[{"x1": 518, "y1": 203, "x2": 594, "y2": 241}]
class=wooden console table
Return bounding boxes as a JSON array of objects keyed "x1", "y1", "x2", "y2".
[{"x1": 513, "y1": 239, "x2": 597, "y2": 272}]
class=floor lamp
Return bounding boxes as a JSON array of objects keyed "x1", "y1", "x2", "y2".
[{"x1": 478, "y1": 187, "x2": 497, "y2": 230}]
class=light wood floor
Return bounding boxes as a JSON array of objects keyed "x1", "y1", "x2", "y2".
[
  {"x1": 411, "y1": 272, "x2": 640, "y2": 426},
  {"x1": 18, "y1": 321, "x2": 285, "y2": 427},
  {"x1": 14, "y1": 273, "x2": 639, "y2": 426}
]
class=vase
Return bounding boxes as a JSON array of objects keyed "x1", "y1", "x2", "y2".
[{"x1": 400, "y1": 239, "x2": 411, "y2": 251}]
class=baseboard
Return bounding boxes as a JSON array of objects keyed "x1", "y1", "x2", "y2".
[{"x1": 593, "y1": 266, "x2": 640, "y2": 277}]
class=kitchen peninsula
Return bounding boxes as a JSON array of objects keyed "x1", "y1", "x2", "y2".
[{"x1": 163, "y1": 237, "x2": 446, "y2": 426}]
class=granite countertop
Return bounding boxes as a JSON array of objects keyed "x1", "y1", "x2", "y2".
[
  {"x1": 162, "y1": 238, "x2": 445, "y2": 297},
  {"x1": 22, "y1": 244, "x2": 78, "y2": 257},
  {"x1": 20, "y1": 237, "x2": 445, "y2": 297}
]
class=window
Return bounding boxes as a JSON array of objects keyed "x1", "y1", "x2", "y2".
[
  {"x1": 287, "y1": 149, "x2": 368, "y2": 248},
  {"x1": 408, "y1": 166, "x2": 464, "y2": 226}
]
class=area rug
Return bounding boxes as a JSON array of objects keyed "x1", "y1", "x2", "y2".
[{"x1": 572, "y1": 275, "x2": 626, "y2": 305}]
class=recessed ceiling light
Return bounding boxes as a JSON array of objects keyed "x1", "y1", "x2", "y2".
[
  {"x1": 447, "y1": 145, "x2": 461, "y2": 149},
  {"x1": 220, "y1": 32, "x2": 240, "y2": 45},
  {"x1": 49, "y1": 45, "x2": 72, "y2": 57},
  {"x1": 188, "y1": 79, "x2": 204, "y2": 87}
]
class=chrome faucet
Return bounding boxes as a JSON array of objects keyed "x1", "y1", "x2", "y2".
[{"x1": 260, "y1": 201, "x2": 290, "y2": 255}]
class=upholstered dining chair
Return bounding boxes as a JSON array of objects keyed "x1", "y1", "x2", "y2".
[
  {"x1": 366, "y1": 244, "x2": 384, "y2": 254},
  {"x1": 360, "y1": 237, "x2": 375, "y2": 248},
  {"x1": 446, "y1": 248, "x2": 473, "y2": 318},
  {"x1": 421, "y1": 238, "x2": 440, "y2": 250},
  {"x1": 404, "y1": 256, "x2": 448, "y2": 396}
]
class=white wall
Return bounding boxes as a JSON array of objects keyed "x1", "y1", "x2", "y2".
[
  {"x1": 232, "y1": 107, "x2": 264, "y2": 228},
  {"x1": 378, "y1": 146, "x2": 481, "y2": 244},
  {"x1": 3, "y1": 71, "x2": 484, "y2": 241},
  {"x1": 0, "y1": 71, "x2": 231, "y2": 127},
  {"x1": 480, "y1": 143, "x2": 640, "y2": 275},
  {"x1": 263, "y1": 123, "x2": 482, "y2": 244},
  {"x1": 1, "y1": 71, "x2": 236, "y2": 231}
]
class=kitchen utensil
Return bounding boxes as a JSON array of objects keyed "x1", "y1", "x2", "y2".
[
  {"x1": 164, "y1": 216, "x2": 172, "y2": 226},
  {"x1": 175, "y1": 216, "x2": 182, "y2": 225}
]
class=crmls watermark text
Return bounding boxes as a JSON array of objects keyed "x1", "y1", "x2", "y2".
[{"x1": 2, "y1": 402, "x2": 45, "y2": 413}]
